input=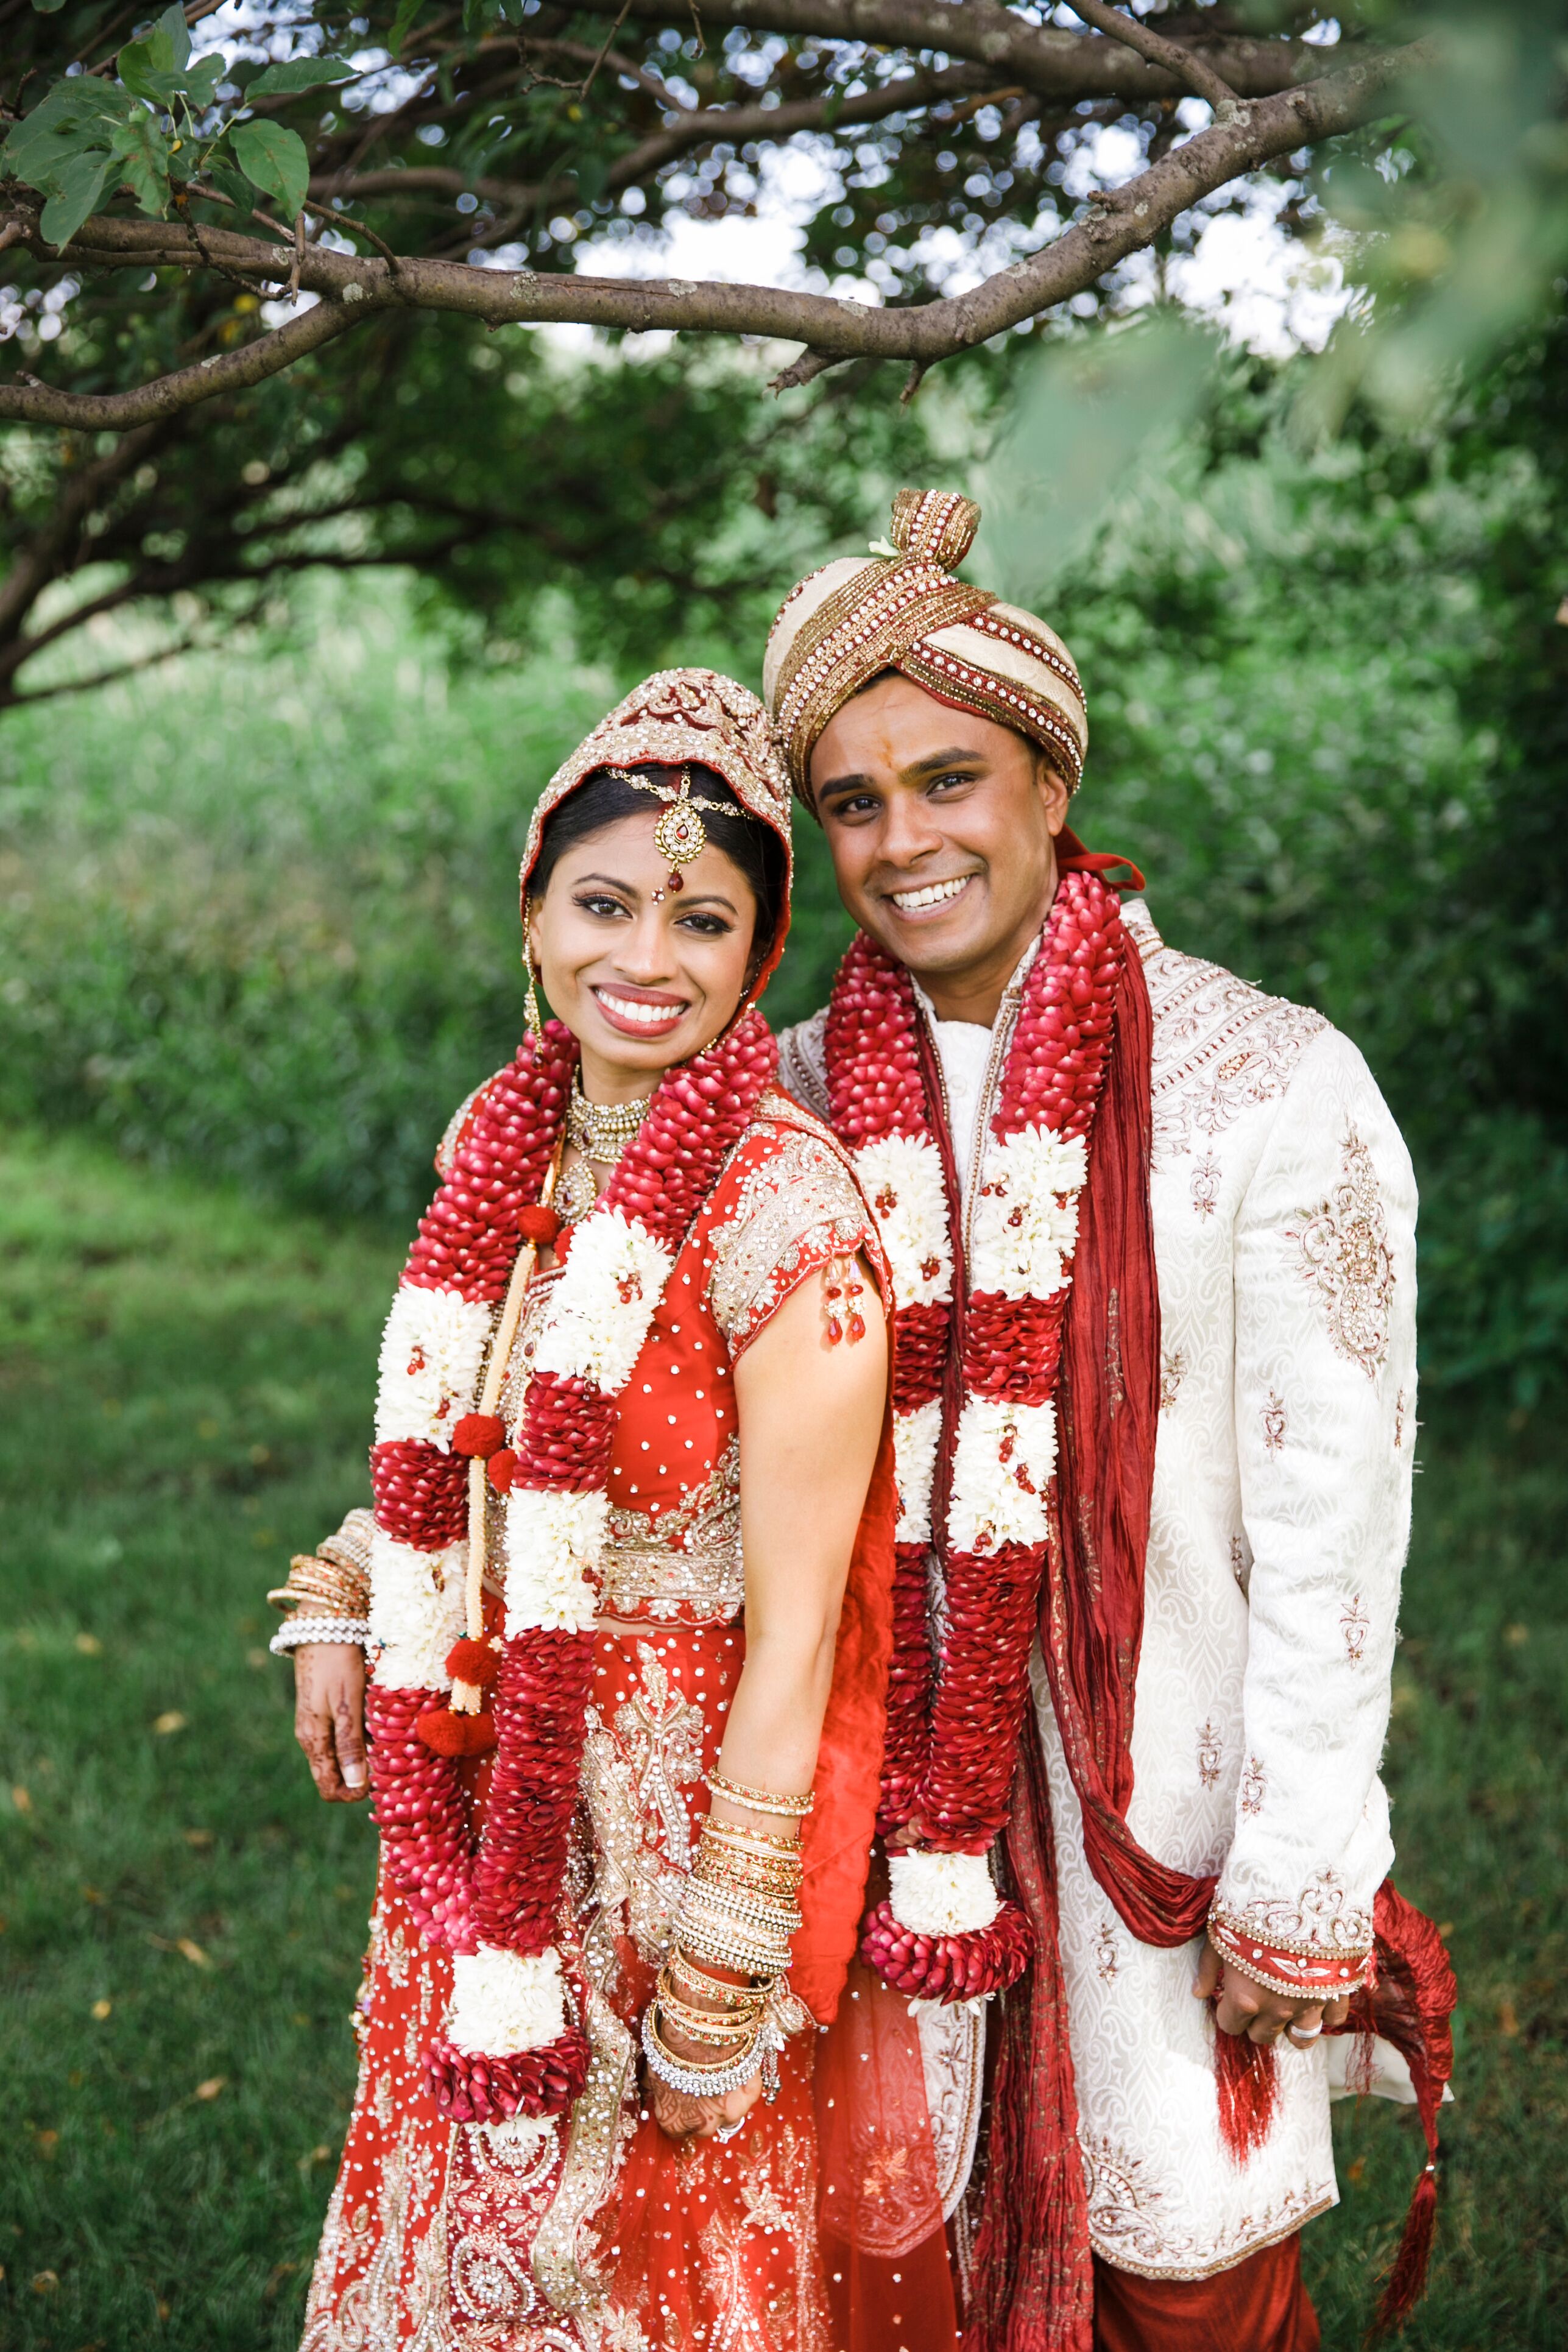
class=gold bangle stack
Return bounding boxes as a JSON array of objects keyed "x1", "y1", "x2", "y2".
[
  {"x1": 267, "y1": 1508, "x2": 374, "y2": 1620},
  {"x1": 645, "y1": 1786, "x2": 814, "y2": 2103},
  {"x1": 673, "y1": 1803, "x2": 806, "y2": 1982}
]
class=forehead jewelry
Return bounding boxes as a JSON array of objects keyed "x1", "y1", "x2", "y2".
[{"x1": 612, "y1": 766, "x2": 734, "y2": 902}]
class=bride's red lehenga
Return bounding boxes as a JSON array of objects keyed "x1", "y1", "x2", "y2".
[{"x1": 303, "y1": 1092, "x2": 947, "y2": 2352}]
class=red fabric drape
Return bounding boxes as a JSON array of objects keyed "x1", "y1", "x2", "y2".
[
  {"x1": 795, "y1": 1394, "x2": 902, "y2": 2024},
  {"x1": 1091, "y1": 2237, "x2": 1321, "y2": 2352}
]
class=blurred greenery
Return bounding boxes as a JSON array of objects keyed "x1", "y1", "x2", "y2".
[
  {"x1": 0, "y1": 1131, "x2": 1561, "y2": 2348},
  {"x1": 2, "y1": 306, "x2": 1564, "y2": 1397}
]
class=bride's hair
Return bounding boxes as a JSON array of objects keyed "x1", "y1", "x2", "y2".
[{"x1": 530, "y1": 762, "x2": 786, "y2": 959}]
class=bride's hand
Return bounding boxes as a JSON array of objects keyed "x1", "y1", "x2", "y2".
[
  {"x1": 648, "y1": 2068, "x2": 763, "y2": 2145},
  {"x1": 293, "y1": 1641, "x2": 369, "y2": 1803}
]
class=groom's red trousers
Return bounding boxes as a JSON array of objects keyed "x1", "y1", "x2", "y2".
[{"x1": 1092, "y1": 2234, "x2": 1320, "y2": 2352}]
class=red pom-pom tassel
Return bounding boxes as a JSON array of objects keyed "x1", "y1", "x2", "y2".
[
  {"x1": 517, "y1": 1204, "x2": 561, "y2": 1246},
  {"x1": 445, "y1": 1637, "x2": 500, "y2": 1689},
  {"x1": 487, "y1": 1447, "x2": 518, "y2": 1492},
  {"x1": 452, "y1": 1413, "x2": 507, "y2": 1460},
  {"x1": 417, "y1": 1704, "x2": 498, "y2": 1757}
]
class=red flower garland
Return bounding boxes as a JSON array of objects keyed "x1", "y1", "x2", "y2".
[
  {"x1": 830, "y1": 872, "x2": 1125, "y2": 2001},
  {"x1": 366, "y1": 1010, "x2": 777, "y2": 2118}
]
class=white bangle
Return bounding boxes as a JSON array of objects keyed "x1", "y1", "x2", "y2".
[
  {"x1": 269, "y1": 1615, "x2": 372, "y2": 1655},
  {"x1": 640, "y1": 2005, "x2": 782, "y2": 2100}
]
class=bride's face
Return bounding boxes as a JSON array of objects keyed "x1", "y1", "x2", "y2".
[{"x1": 528, "y1": 813, "x2": 760, "y2": 1097}]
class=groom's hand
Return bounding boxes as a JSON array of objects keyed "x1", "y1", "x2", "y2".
[{"x1": 1193, "y1": 1936, "x2": 1351, "y2": 2047}]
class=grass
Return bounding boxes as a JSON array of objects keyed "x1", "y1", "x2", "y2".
[{"x1": 1, "y1": 1131, "x2": 1562, "y2": 2349}]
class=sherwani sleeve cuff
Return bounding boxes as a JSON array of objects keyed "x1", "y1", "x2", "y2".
[{"x1": 1208, "y1": 1900, "x2": 1374, "y2": 2000}]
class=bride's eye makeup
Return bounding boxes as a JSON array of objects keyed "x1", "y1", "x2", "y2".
[
  {"x1": 573, "y1": 889, "x2": 631, "y2": 920},
  {"x1": 677, "y1": 910, "x2": 733, "y2": 938}
]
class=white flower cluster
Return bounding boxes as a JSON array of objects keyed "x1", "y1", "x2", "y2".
[
  {"x1": 369, "y1": 1533, "x2": 467, "y2": 1689},
  {"x1": 892, "y1": 1398, "x2": 942, "y2": 1545},
  {"x1": 967, "y1": 1128, "x2": 1087, "y2": 1301},
  {"x1": 447, "y1": 1945, "x2": 568, "y2": 2055},
  {"x1": 947, "y1": 1397, "x2": 1058, "y2": 1553},
  {"x1": 375, "y1": 1284, "x2": 493, "y2": 1449},
  {"x1": 532, "y1": 1211, "x2": 674, "y2": 1391},
  {"x1": 504, "y1": 1488, "x2": 609, "y2": 1635},
  {"x1": 853, "y1": 1137, "x2": 953, "y2": 1309},
  {"x1": 888, "y1": 1849, "x2": 1001, "y2": 1938}
]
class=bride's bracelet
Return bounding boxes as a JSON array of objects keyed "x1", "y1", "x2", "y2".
[
  {"x1": 641, "y1": 2004, "x2": 780, "y2": 2101},
  {"x1": 704, "y1": 1771, "x2": 813, "y2": 1820},
  {"x1": 269, "y1": 1614, "x2": 371, "y2": 1656}
]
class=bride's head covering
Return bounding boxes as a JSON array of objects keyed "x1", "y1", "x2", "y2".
[
  {"x1": 520, "y1": 667, "x2": 794, "y2": 1004},
  {"x1": 763, "y1": 487, "x2": 1089, "y2": 811}
]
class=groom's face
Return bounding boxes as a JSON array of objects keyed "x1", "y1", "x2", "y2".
[{"x1": 811, "y1": 674, "x2": 1068, "y2": 988}]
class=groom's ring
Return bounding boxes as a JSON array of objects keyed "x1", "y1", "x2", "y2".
[{"x1": 1288, "y1": 2021, "x2": 1324, "y2": 2046}]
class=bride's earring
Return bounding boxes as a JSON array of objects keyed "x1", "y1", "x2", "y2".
[{"x1": 521, "y1": 902, "x2": 544, "y2": 1044}]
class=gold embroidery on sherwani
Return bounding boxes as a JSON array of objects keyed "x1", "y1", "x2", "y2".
[
  {"x1": 604, "y1": 1438, "x2": 743, "y2": 1623},
  {"x1": 1287, "y1": 1123, "x2": 1394, "y2": 1378}
]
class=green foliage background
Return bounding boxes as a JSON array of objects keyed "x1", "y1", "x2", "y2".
[{"x1": 2, "y1": 318, "x2": 1563, "y2": 1400}]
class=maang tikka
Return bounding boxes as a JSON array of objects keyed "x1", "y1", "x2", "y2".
[{"x1": 613, "y1": 766, "x2": 733, "y2": 902}]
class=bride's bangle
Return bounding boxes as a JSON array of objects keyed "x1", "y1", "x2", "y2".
[
  {"x1": 641, "y1": 2005, "x2": 778, "y2": 2100},
  {"x1": 269, "y1": 1614, "x2": 370, "y2": 1655}
]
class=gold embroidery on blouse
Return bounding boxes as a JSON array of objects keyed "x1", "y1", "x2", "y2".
[
  {"x1": 603, "y1": 1438, "x2": 743, "y2": 1622},
  {"x1": 707, "y1": 1126, "x2": 874, "y2": 1356}
]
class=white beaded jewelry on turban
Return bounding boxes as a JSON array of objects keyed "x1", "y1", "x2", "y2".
[{"x1": 763, "y1": 487, "x2": 1088, "y2": 808}]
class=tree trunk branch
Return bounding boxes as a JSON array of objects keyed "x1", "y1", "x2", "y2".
[
  {"x1": 0, "y1": 39, "x2": 1426, "y2": 431},
  {"x1": 1063, "y1": 1, "x2": 1237, "y2": 112}
]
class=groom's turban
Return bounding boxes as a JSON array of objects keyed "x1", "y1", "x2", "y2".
[{"x1": 763, "y1": 486, "x2": 1088, "y2": 810}]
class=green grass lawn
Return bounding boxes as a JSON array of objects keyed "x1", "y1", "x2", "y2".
[{"x1": 1, "y1": 1132, "x2": 1563, "y2": 2350}]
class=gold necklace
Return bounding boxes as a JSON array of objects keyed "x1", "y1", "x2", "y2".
[{"x1": 558, "y1": 1080, "x2": 650, "y2": 1224}]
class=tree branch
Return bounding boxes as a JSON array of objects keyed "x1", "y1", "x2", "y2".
[
  {"x1": 0, "y1": 274, "x2": 378, "y2": 429},
  {"x1": 609, "y1": 0, "x2": 1336, "y2": 105},
  {"x1": 1064, "y1": 1, "x2": 1237, "y2": 113},
  {"x1": 311, "y1": 60, "x2": 987, "y2": 210},
  {"x1": 0, "y1": 38, "x2": 1427, "y2": 428}
]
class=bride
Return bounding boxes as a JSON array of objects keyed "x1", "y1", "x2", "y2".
[{"x1": 269, "y1": 671, "x2": 899, "y2": 2350}]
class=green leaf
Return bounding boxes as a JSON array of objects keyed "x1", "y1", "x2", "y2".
[
  {"x1": 30, "y1": 0, "x2": 69, "y2": 14},
  {"x1": 3, "y1": 80, "x2": 130, "y2": 194},
  {"x1": 106, "y1": 110, "x2": 172, "y2": 215},
  {"x1": 150, "y1": 2, "x2": 191, "y2": 73},
  {"x1": 183, "y1": 57, "x2": 226, "y2": 105},
  {"x1": 230, "y1": 118, "x2": 309, "y2": 219},
  {"x1": 38, "y1": 150, "x2": 115, "y2": 248},
  {"x1": 117, "y1": 46, "x2": 186, "y2": 104},
  {"x1": 245, "y1": 57, "x2": 356, "y2": 99},
  {"x1": 200, "y1": 157, "x2": 258, "y2": 219}
]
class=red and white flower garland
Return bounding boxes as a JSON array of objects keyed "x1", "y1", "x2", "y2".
[
  {"x1": 365, "y1": 1011, "x2": 777, "y2": 2121},
  {"x1": 825, "y1": 870, "x2": 1124, "y2": 2002}
]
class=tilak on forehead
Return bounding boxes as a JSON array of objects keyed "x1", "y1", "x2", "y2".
[{"x1": 763, "y1": 486, "x2": 1089, "y2": 808}]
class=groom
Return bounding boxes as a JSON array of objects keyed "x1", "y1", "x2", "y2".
[{"x1": 766, "y1": 491, "x2": 1447, "y2": 2350}]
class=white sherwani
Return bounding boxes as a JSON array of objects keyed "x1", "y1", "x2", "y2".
[{"x1": 778, "y1": 895, "x2": 1419, "y2": 2282}]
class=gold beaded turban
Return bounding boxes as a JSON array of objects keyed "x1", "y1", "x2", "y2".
[
  {"x1": 520, "y1": 666, "x2": 796, "y2": 995},
  {"x1": 763, "y1": 487, "x2": 1088, "y2": 810}
]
